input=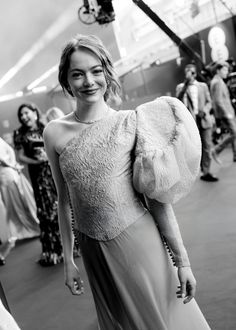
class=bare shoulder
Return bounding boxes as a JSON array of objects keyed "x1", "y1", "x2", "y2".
[
  {"x1": 44, "y1": 113, "x2": 73, "y2": 144},
  {"x1": 44, "y1": 113, "x2": 72, "y2": 134}
]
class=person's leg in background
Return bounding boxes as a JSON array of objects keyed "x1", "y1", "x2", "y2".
[
  {"x1": 213, "y1": 117, "x2": 236, "y2": 162},
  {"x1": 226, "y1": 118, "x2": 236, "y2": 161},
  {"x1": 200, "y1": 126, "x2": 219, "y2": 182},
  {"x1": 0, "y1": 237, "x2": 17, "y2": 266}
]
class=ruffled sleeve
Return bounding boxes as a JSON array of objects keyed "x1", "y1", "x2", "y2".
[{"x1": 133, "y1": 96, "x2": 201, "y2": 204}]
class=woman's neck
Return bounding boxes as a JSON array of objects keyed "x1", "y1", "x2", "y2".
[{"x1": 75, "y1": 101, "x2": 109, "y2": 122}]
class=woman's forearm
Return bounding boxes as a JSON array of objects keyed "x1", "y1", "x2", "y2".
[
  {"x1": 58, "y1": 197, "x2": 74, "y2": 266},
  {"x1": 145, "y1": 197, "x2": 190, "y2": 267},
  {"x1": 18, "y1": 153, "x2": 41, "y2": 165}
]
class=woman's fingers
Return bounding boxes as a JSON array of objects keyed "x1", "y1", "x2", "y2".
[
  {"x1": 180, "y1": 281, "x2": 186, "y2": 299},
  {"x1": 183, "y1": 282, "x2": 196, "y2": 304},
  {"x1": 176, "y1": 281, "x2": 196, "y2": 303}
]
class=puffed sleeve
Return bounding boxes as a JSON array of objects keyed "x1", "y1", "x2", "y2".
[{"x1": 133, "y1": 96, "x2": 201, "y2": 204}]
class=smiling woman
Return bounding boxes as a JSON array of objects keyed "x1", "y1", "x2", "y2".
[
  {"x1": 13, "y1": 103, "x2": 63, "y2": 267},
  {"x1": 43, "y1": 34, "x2": 210, "y2": 329}
]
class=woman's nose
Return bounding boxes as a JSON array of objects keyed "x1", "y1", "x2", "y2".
[{"x1": 83, "y1": 73, "x2": 94, "y2": 86}]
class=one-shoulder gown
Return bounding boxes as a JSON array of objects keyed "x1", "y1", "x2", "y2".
[{"x1": 59, "y1": 97, "x2": 211, "y2": 330}]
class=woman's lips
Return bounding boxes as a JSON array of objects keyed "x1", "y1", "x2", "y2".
[{"x1": 81, "y1": 89, "x2": 98, "y2": 95}]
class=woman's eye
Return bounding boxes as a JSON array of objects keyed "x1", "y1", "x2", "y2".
[
  {"x1": 72, "y1": 72, "x2": 83, "y2": 78},
  {"x1": 93, "y1": 69, "x2": 103, "y2": 75}
]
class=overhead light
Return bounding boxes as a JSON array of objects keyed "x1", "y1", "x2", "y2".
[
  {"x1": 31, "y1": 86, "x2": 47, "y2": 94},
  {"x1": 0, "y1": 91, "x2": 23, "y2": 103}
]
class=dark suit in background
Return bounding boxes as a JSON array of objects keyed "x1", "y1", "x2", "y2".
[
  {"x1": 210, "y1": 74, "x2": 236, "y2": 161},
  {"x1": 176, "y1": 80, "x2": 215, "y2": 178}
]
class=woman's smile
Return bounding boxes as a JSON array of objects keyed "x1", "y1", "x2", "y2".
[{"x1": 81, "y1": 88, "x2": 99, "y2": 95}]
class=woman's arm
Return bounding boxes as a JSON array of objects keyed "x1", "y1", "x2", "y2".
[
  {"x1": 43, "y1": 122, "x2": 83, "y2": 296},
  {"x1": 145, "y1": 197, "x2": 196, "y2": 304},
  {"x1": 15, "y1": 148, "x2": 44, "y2": 165}
]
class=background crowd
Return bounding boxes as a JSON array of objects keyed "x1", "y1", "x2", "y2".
[{"x1": 176, "y1": 59, "x2": 236, "y2": 182}]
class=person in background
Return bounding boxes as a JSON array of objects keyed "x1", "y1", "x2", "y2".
[
  {"x1": 45, "y1": 107, "x2": 64, "y2": 123},
  {"x1": 210, "y1": 61, "x2": 236, "y2": 163},
  {"x1": 0, "y1": 137, "x2": 40, "y2": 265},
  {"x1": 43, "y1": 34, "x2": 210, "y2": 329},
  {"x1": 0, "y1": 238, "x2": 16, "y2": 266},
  {"x1": 176, "y1": 63, "x2": 218, "y2": 182},
  {"x1": 13, "y1": 103, "x2": 63, "y2": 266}
]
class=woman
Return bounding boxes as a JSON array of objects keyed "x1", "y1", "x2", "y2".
[
  {"x1": 0, "y1": 137, "x2": 39, "y2": 264},
  {"x1": 13, "y1": 103, "x2": 63, "y2": 266},
  {"x1": 43, "y1": 34, "x2": 210, "y2": 329}
]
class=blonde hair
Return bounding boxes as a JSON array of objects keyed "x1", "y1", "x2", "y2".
[{"x1": 46, "y1": 107, "x2": 64, "y2": 122}]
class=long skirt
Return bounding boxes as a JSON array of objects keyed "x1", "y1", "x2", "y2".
[
  {"x1": 0, "y1": 167, "x2": 39, "y2": 241},
  {"x1": 28, "y1": 163, "x2": 63, "y2": 264},
  {"x1": 79, "y1": 212, "x2": 211, "y2": 330}
]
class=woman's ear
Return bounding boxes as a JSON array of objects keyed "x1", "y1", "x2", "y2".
[{"x1": 66, "y1": 85, "x2": 74, "y2": 97}]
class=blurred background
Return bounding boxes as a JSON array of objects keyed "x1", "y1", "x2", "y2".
[
  {"x1": 1, "y1": 2, "x2": 236, "y2": 329},
  {"x1": 0, "y1": 0, "x2": 236, "y2": 138}
]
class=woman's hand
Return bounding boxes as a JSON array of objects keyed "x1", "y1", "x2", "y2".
[
  {"x1": 34, "y1": 148, "x2": 48, "y2": 162},
  {"x1": 14, "y1": 163, "x2": 24, "y2": 172},
  {"x1": 176, "y1": 266, "x2": 196, "y2": 304},
  {"x1": 64, "y1": 262, "x2": 84, "y2": 296}
]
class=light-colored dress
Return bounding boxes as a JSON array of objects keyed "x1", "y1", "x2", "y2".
[
  {"x1": 59, "y1": 97, "x2": 211, "y2": 329},
  {"x1": 0, "y1": 138, "x2": 39, "y2": 241},
  {"x1": 0, "y1": 299, "x2": 21, "y2": 330}
]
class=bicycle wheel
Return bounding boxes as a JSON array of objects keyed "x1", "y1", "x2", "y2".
[{"x1": 78, "y1": 5, "x2": 96, "y2": 25}]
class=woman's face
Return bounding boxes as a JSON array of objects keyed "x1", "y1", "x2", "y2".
[
  {"x1": 19, "y1": 107, "x2": 38, "y2": 128},
  {"x1": 67, "y1": 49, "x2": 107, "y2": 104}
]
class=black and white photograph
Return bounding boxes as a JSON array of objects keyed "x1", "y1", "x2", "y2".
[{"x1": 0, "y1": 1, "x2": 236, "y2": 329}]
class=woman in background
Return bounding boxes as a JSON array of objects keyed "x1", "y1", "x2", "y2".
[
  {"x1": 13, "y1": 103, "x2": 63, "y2": 266},
  {"x1": 0, "y1": 137, "x2": 40, "y2": 265}
]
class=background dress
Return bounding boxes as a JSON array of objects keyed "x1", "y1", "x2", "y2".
[
  {"x1": 13, "y1": 124, "x2": 63, "y2": 265},
  {"x1": 59, "y1": 97, "x2": 211, "y2": 330},
  {"x1": 0, "y1": 138, "x2": 39, "y2": 241}
]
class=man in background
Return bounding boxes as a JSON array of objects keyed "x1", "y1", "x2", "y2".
[
  {"x1": 176, "y1": 63, "x2": 218, "y2": 182},
  {"x1": 210, "y1": 61, "x2": 236, "y2": 163}
]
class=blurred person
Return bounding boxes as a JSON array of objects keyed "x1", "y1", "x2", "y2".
[
  {"x1": 210, "y1": 61, "x2": 236, "y2": 163},
  {"x1": 226, "y1": 57, "x2": 236, "y2": 111},
  {"x1": 0, "y1": 237, "x2": 16, "y2": 266},
  {"x1": 176, "y1": 63, "x2": 218, "y2": 182},
  {"x1": 43, "y1": 34, "x2": 210, "y2": 329},
  {"x1": 0, "y1": 137, "x2": 40, "y2": 264},
  {"x1": 45, "y1": 107, "x2": 64, "y2": 123},
  {"x1": 13, "y1": 103, "x2": 63, "y2": 266}
]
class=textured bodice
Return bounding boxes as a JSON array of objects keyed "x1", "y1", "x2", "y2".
[
  {"x1": 59, "y1": 110, "x2": 146, "y2": 240},
  {"x1": 59, "y1": 97, "x2": 201, "y2": 242}
]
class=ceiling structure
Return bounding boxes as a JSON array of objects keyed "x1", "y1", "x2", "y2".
[{"x1": 0, "y1": 0, "x2": 235, "y2": 102}]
